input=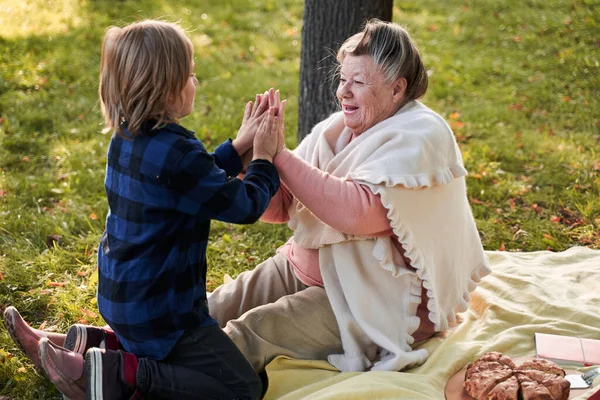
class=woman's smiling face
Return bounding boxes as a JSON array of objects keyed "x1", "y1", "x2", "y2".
[{"x1": 336, "y1": 54, "x2": 405, "y2": 136}]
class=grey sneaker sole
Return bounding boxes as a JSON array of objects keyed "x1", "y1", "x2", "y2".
[
  {"x1": 85, "y1": 348, "x2": 103, "y2": 400},
  {"x1": 64, "y1": 324, "x2": 88, "y2": 354}
]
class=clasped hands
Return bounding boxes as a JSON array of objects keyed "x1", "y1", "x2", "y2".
[{"x1": 232, "y1": 88, "x2": 286, "y2": 165}]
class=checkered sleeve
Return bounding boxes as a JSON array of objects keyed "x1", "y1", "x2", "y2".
[
  {"x1": 212, "y1": 139, "x2": 243, "y2": 177},
  {"x1": 171, "y1": 142, "x2": 280, "y2": 224}
]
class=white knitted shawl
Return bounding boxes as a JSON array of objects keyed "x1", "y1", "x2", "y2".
[{"x1": 288, "y1": 101, "x2": 491, "y2": 372}]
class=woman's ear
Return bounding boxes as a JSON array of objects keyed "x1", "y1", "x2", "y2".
[{"x1": 392, "y1": 77, "x2": 407, "y2": 103}]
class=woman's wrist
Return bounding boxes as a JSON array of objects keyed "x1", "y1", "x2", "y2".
[{"x1": 252, "y1": 152, "x2": 273, "y2": 163}]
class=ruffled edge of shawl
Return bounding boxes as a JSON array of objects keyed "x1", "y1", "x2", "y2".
[
  {"x1": 351, "y1": 164, "x2": 469, "y2": 189},
  {"x1": 367, "y1": 178, "x2": 492, "y2": 334}
]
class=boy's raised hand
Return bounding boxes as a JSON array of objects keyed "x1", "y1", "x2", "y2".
[{"x1": 232, "y1": 91, "x2": 270, "y2": 155}]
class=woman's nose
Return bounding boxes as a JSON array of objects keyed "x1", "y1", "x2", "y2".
[{"x1": 338, "y1": 82, "x2": 351, "y2": 98}]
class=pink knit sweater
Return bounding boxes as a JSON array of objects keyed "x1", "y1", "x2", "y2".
[{"x1": 262, "y1": 147, "x2": 435, "y2": 342}]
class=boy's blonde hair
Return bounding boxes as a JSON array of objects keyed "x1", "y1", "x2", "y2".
[{"x1": 99, "y1": 20, "x2": 194, "y2": 137}]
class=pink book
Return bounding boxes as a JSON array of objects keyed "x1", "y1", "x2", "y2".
[{"x1": 535, "y1": 332, "x2": 600, "y2": 367}]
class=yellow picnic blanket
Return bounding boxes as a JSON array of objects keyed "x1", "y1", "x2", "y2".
[{"x1": 263, "y1": 247, "x2": 600, "y2": 400}]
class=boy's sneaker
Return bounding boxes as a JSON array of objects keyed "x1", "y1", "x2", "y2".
[
  {"x1": 64, "y1": 324, "x2": 120, "y2": 355},
  {"x1": 85, "y1": 347, "x2": 141, "y2": 400},
  {"x1": 38, "y1": 337, "x2": 86, "y2": 400},
  {"x1": 3, "y1": 306, "x2": 66, "y2": 371}
]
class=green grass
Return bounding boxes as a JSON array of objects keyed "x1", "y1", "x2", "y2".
[{"x1": 0, "y1": 0, "x2": 598, "y2": 398}]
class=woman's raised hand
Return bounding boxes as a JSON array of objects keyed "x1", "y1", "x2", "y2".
[
  {"x1": 266, "y1": 88, "x2": 287, "y2": 154},
  {"x1": 232, "y1": 91, "x2": 270, "y2": 155}
]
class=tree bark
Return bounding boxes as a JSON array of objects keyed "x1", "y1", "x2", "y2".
[{"x1": 298, "y1": 0, "x2": 393, "y2": 141}]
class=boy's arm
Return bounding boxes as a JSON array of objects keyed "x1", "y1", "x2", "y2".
[
  {"x1": 171, "y1": 142, "x2": 280, "y2": 224},
  {"x1": 211, "y1": 139, "x2": 244, "y2": 178}
]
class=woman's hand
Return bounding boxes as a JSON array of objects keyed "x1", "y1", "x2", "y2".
[
  {"x1": 252, "y1": 106, "x2": 279, "y2": 163},
  {"x1": 265, "y1": 88, "x2": 287, "y2": 155},
  {"x1": 232, "y1": 92, "x2": 270, "y2": 155},
  {"x1": 276, "y1": 99, "x2": 287, "y2": 154}
]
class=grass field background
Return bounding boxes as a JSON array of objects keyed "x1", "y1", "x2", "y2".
[{"x1": 0, "y1": 0, "x2": 598, "y2": 398}]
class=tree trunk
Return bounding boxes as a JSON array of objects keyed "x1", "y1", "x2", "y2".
[{"x1": 298, "y1": 0, "x2": 393, "y2": 141}]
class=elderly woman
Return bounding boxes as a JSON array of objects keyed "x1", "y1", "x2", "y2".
[
  {"x1": 4, "y1": 19, "x2": 489, "y2": 376},
  {"x1": 209, "y1": 18, "x2": 490, "y2": 373}
]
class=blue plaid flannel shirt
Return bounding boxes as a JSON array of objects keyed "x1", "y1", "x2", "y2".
[{"x1": 97, "y1": 121, "x2": 280, "y2": 360}]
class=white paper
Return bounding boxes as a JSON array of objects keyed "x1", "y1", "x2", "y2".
[{"x1": 565, "y1": 374, "x2": 591, "y2": 389}]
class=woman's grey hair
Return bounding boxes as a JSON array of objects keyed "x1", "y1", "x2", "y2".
[{"x1": 336, "y1": 19, "x2": 428, "y2": 102}]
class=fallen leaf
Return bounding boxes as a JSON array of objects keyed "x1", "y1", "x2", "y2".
[
  {"x1": 520, "y1": 175, "x2": 531, "y2": 182},
  {"x1": 558, "y1": 207, "x2": 585, "y2": 228},
  {"x1": 0, "y1": 190, "x2": 6, "y2": 197},
  {"x1": 77, "y1": 270, "x2": 88, "y2": 276},
  {"x1": 428, "y1": 24, "x2": 438, "y2": 32},
  {"x1": 499, "y1": 243, "x2": 506, "y2": 251},
  {"x1": 18, "y1": 367, "x2": 27, "y2": 373},
  {"x1": 509, "y1": 198, "x2": 516, "y2": 210},
  {"x1": 532, "y1": 204, "x2": 542, "y2": 214},
  {"x1": 543, "y1": 233, "x2": 554, "y2": 240},
  {"x1": 513, "y1": 36, "x2": 521, "y2": 42},
  {"x1": 450, "y1": 121, "x2": 465, "y2": 129},
  {"x1": 221, "y1": 234, "x2": 232, "y2": 243},
  {"x1": 89, "y1": 213, "x2": 97, "y2": 220},
  {"x1": 449, "y1": 112, "x2": 461, "y2": 120},
  {"x1": 562, "y1": 96, "x2": 572, "y2": 102},
  {"x1": 550, "y1": 216, "x2": 561, "y2": 223},
  {"x1": 81, "y1": 309, "x2": 97, "y2": 319},
  {"x1": 47, "y1": 282, "x2": 64, "y2": 287},
  {"x1": 512, "y1": 229, "x2": 528, "y2": 241},
  {"x1": 509, "y1": 103, "x2": 524, "y2": 110},
  {"x1": 38, "y1": 321, "x2": 47, "y2": 330},
  {"x1": 470, "y1": 197, "x2": 485, "y2": 205},
  {"x1": 21, "y1": 156, "x2": 30, "y2": 162}
]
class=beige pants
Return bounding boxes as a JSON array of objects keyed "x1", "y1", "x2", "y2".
[{"x1": 207, "y1": 253, "x2": 343, "y2": 372}]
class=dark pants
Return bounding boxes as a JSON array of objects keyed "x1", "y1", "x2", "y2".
[{"x1": 135, "y1": 324, "x2": 262, "y2": 400}]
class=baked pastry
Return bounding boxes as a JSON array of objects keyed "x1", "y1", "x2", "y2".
[
  {"x1": 463, "y1": 352, "x2": 570, "y2": 400},
  {"x1": 517, "y1": 370, "x2": 570, "y2": 400},
  {"x1": 486, "y1": 376, "x2": 519, "y2": 400},
  {"x1": 516, "y1": 373, "x2": 554, "y2": 400},
  {"x1": 518, "y1": 359, "x2": 566, "y2": 377}
]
